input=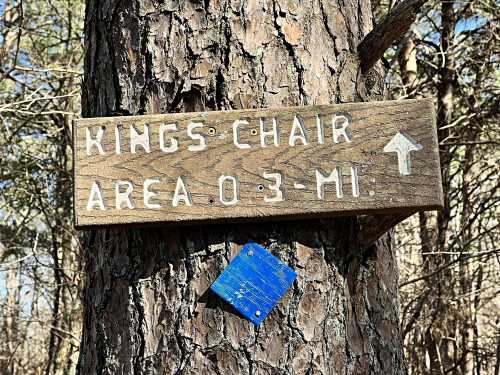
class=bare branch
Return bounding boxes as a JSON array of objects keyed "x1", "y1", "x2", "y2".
[{"x1": 358, "y1": 0, "x2": 429, "y2": 72}]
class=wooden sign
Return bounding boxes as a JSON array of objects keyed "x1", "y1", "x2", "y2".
[{"x1": 73, "y1": 99, "x2": 443, "y2": 228}]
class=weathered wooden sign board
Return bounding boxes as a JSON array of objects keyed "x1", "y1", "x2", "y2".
[{"x1": 73, "y1": 99, "x2": 443, "y2": 228}]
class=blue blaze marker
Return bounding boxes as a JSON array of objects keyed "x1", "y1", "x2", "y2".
[{"x1": 210, "y1": 242, "x2": 297, "y2": 325}]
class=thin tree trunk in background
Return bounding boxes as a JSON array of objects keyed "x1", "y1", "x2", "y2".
[
  {"x1": 77, "y1": 1, "x2": 405, "y2": 373},
  {"x1": 420, "y1": 1, "x2": 456, "y2": 374},
  {"x1": 473, "y1": 264, "x2": 483, "y2": 375},
  {"x1": 436, "y1": 1, "x2": 456, "y2": 373},
  {"x1": 398, "y1": 35, "x2": 432, "y2": 375},
  {"x1": 495, "y1": 324, "x2": 500, "y2": 375},
  {"x1": 458, "y1": 45, "x2": 489, "y2": 375},
  {"x1": 45, "y1": 113, "x2": 78, "y2": 375},
  {"x1": 437, "y1": 0, "x2": 454, "y2": 241},
  {"x1": 45, "y1": 233, "x2": 62, "y2": 375},
  {"x1": 2, "y1": 263, "x2": 21, "y2": 374},
  {"x1": 398, "y1": 29, "x2": 418, "y2": 93},
  {"x1": 460, "y1": 133, "x2": 477, "y2": 375}
]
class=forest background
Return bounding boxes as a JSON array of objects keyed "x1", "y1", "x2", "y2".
[{"x1": 0, "y1": 0, "x2": 498, "y2": 374}]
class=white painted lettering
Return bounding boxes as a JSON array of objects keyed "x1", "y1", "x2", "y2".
[
  {"x1": 263, "y1": 172, "x2": 284, "y2": 203},
  {"x1": 289, "y1": 115, "x2": 308, "y2": 146},
  {"x1": 172, "y1": 177, "x2": 192, "y2": 207},
  {"x1": 259, "y1": 117, "x2": 280, "y2": 147},
  {"x1": 144, "y1": 179, "x2": 161, "y2": 209},
  {"x1": 130, "y1": 124, "x2": 151, "y2": 153},
  {"x1": 114, "y1": 125, "x2": 122, "y2": 154},
  {"x1": 159, "y1": 123, "x2": 179, "y2": 153},
  {"x1": 86, "y1": 127, "x2": 105, "y2": 155},
  {"x1": 87, "y1": 181, "x2": 106, "y2": 210},
  {"x1": 233, "y1": 119, "x2": 251, "y2": 149},
  {"x1": 350, "y1": 166, "x2": 360, "y2": 197},
  {"x1": 187, "y1": 122, "x2": 207, "y2": 152},
  {"x1": 331, "y1": 115, "x2": 352, "y2": 143},
  {"x1": 316, "y1": 115, "x2": 325, "y2": 144},
  {"x1": 316, "y1": 167, "x2": 343, "y2": 199},
  {"x1": 218, "y1": 175, "x2": 239, "y2": 206},
  {"x1": 115, "y1": 181, "x2": 134, "y2": 209}
]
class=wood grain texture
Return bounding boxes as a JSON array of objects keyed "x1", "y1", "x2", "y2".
[
  {"x1": 75, "y1": 100, "x2": 442, "y2": 226},
  {"x1": 74, "y1": 98, "x2": 442, "y2": 227}
]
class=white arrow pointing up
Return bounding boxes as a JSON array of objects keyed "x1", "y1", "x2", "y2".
[{"x1": 383, "y1": 131, "x2": 423, "y2": 176}]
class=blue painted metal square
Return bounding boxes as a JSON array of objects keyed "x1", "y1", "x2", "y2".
[{"x1": 210, "y1": 242, "x2": 297, "y2": 325}]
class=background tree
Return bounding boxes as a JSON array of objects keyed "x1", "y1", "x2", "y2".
[
  {"x1": 0, "y1": 0, "x2": 84, "y2": 373},
  {"x1": 381, "y1": 0, "x2": 499, "y2": 374}
]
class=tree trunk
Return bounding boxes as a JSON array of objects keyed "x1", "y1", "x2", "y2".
[
  {"x1": 420, "y1": 1, "x2": 457, "y2": 374},
  {"x1": 398, "y1": 28, "x2": 418, "y2": 93},
  {"x1": 77, "y1": 1, "x2": 405, "y2": 374}
]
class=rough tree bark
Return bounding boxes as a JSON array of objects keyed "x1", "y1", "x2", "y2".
[{"x1": 77, "y1": 0, "x2": 406, "y2": 374}]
